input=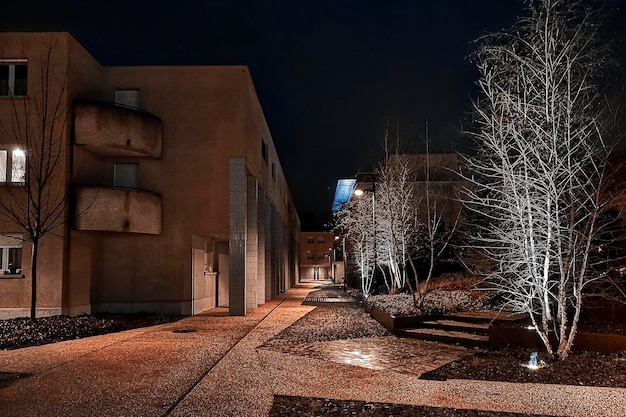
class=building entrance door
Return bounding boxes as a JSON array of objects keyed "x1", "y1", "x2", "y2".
[{"x1": 191, "y1": 237, "x2": 225, "y2": 314}]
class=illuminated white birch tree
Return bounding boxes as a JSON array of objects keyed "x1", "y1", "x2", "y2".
[
  {"x1": 463, "y1": 0, "x2": 614, "y2": 359},
  {"x1": 375, "y1": 153, "x2": 420, "y2": 294},
  {"x1": 335, "y1": 193, "x2": 376, "y2": 297}
]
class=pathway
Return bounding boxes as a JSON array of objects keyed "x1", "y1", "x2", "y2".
[{"x1": 0, "y1": 283, "x2": 625, "y2": 416}]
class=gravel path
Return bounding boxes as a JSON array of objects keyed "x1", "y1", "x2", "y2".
[
  {"x1": 262, "y1": 299, "x2": 389, "y2": 347},
  {"x1": 2, "y1": 283, "x2": 626, "y2": 417}
]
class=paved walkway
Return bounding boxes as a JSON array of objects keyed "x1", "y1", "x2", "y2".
[
  {"x1": 1, "y1": 283, "x2": 625, "y2": 416},
  {"x1": 263, "y1": 336, "x2": 473, "y2": 376}
]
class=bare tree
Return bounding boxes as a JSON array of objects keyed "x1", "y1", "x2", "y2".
[
  {"x1": 0, "y1": 35, "x2": 70, "y2": 319},
  {"x1": 375, "y1": 152, "x2": 419, "y2": 294},
  {"x1": 377, "y1": 127, "x2": 461, "y2": 305},
  {"x1": 337, "y1": 152, "x2": 421, "y2": 298},
  {"x1": 335, "y1": 195, "x2": 376, "y2": 297},
  {"x1": 340, "y1": 128, "x2": 461, "y2": 303},
  {"x1": 462, "y1": 0, "x2": 615, "y2": 359},
  {"x1": 415, "y1": 136, "x2": 460, "y2": 307}
]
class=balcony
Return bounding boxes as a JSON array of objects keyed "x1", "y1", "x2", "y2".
[
  {"x1": 74, "y1": 186, "x2": 161, "y2": 234},
  {"x1": 74, "y1": 101, "x2": 162, "y2": 158}
]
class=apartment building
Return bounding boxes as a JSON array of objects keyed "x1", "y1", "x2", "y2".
[
  {"x1": 299, "y1": 232, "x2": 335, "y2": 281},
  {"x1": 0, "y1": 32, "x2": 299, "y2": 318}
]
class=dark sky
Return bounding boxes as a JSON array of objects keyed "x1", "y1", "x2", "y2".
[{"x1": 1, "y1": 0, "x2": 625, "y2": 220}]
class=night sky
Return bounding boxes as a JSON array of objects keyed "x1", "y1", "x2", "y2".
[{"x1": 1, "y1": 0, "x2": 625, "y2": 226}]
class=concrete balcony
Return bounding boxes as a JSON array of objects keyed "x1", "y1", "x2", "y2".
[
  {"x1": 74, "y1": 186, "x2": 161, "y2": 234},
  {"x1": 74, "y1": 102, "x2": 162, "y2": 158}
]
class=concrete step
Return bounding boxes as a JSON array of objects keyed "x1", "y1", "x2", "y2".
[
  {"x1": 392, "y1": 311, "x2": 527, "y2": 348},
  {"x1": 398, "y1": 327, "x2": 490, "y2": 348},
  {"x1": 447, "y1": 311, "x2": 528, "y2": 324},
  {"x1": 420, "y1": 319, "x2": 490, "y2": 335}
]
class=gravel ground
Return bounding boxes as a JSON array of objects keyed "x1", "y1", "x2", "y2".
[
  {"x1": 269, "y1": 395, "x2": 552, "y2": 417},
  {"x1": 365, "y1": 289, "x2": 491, "y2": 317},
  {"x1": 262, "y1": 300, "x2": 389, "y2": 348},
  {"x1": 0, "y1": 314, "x2": 184, "y2": 350},
  {"x1": 420, "y1": 348, "x2": 626, "y2": 387},
  {"x1": 265, "y1": 288, "x2": 626, "y2": 416},
  {"x1": 2, "y1": 287, "x2": 625, "y2": 417}
]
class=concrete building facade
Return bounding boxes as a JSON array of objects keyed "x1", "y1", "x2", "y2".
[
  {"x1": 299, "y1": 232, "x2": 334, "y2": 281},
  {"x1": 0, "y1": 32, "x2": 299, "y2": 318}
]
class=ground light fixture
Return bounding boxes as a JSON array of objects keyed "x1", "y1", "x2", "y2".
[{"x1": 522, "y1": 351, "x2": 546, "y2": 370}]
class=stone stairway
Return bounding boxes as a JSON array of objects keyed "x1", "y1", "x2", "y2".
[{"x1": 395, "y1": 311, "x2": 527, "y2": 348}]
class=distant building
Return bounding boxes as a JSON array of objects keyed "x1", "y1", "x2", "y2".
[
  {"x1": 346, "y1": 154, "x2": 465, "y2": 223},
  {"x1": 299, "y1": 232, "x2": 335, "y2": 282},
  {"x1": 0, "y1": 32, "x2": 299, "y2": 318},
  {"x1": 390, "y1": 153, "x2": 466, "y2": 225},
  {"x1": 331, "y1": 179, "x2": 357, "y2": 212}
]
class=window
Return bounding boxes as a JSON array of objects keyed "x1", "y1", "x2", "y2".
[
  {"x1": 0, "y1": 151, "x2": 6, "y2": 183},
  {"x1": 114, "y1": 163, "x2": 138, "y2": 188},
  {"x1": 0, "y1": 148, "x2": 26, "y2": 184},
  {"x1": 0, "y1": 60, "x2": 28, "y2": 97},
  {"x1": 306, "y1": 237, "x2": 314, "y2": 244},
  {"x1": 11, "y1": 150, "x2": 25, "y2": 183},
  {"x1": 261, "y1": 138, "x2": 268, "y2": 162},
  {"x1": 317, "y1": 236, "x2": 325, "y2": 243},
  {"x1": 0, "y1": 234, "x2": 22, "y2": 275},
  {"x1": 271, "y1": 162, "x2": 276, "y2": 181},
  {"x1": 115, "y1": 89, "x2": 140, "y2": 108}
]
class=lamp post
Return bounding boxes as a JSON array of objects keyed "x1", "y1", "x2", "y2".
[
  {"x1": 332, "y1": 234, "x2": 346, "y2": 288},
  {"x1": 354, "y1": 173, "x2": 377, "y2": 288},
  {"x1": 327, "y1": 247, "x2": 333, "y2": 282}
]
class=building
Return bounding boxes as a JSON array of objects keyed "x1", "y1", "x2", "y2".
[
  {"x1": 334, "y1": 153, "x2": 465, "y2": 221},
  {"x1": 299, "y1": 232, "x2": 335, "y2": 281},
  {"x1": 0, "y1": 32, "x2": 299, "y2": 318}
]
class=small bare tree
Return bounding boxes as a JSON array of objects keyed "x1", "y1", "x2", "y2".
[
  {"x1": 335, "y1": 195, "x2": 376, "y2": 297},
  {"x1": 463, "y1": 0, "x2": 615, "y2": 359},
  {"x1": 375, "y1": 153, "x2": 419, "y2": 294},
  {"x1": 415, "y1": 138, "x2": 460, "y2": 307},
  {"x1": 0, "y1": 35, "x2": 70, "y2": 319}
]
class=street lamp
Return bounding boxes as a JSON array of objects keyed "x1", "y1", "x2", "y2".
[
  {"x1": 354, "y1": 173, "x2": 377, "y2": 288},
  {"x1": 328, "y1": 247, "x2": 333, "y2": 282}
]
